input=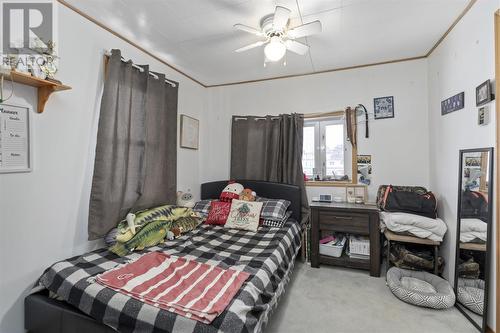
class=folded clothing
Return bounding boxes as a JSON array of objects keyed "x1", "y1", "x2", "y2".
[
  {"x1": 380, "y1": 212, "x2": 447, "y2": 242},
  {"x1": 96, "y1": 252, "x2": 250, "y2": 324},
  {"x1": 460, "y1": 218, "x2": 487, "y2": 243}
]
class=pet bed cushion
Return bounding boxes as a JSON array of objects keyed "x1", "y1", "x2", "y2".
[
  {"x1": 386, "y1": 267, "x2": 455, "y2": 309},
  {"x1": 457, "y1": 278, "x2": 484, "y2": 315}
]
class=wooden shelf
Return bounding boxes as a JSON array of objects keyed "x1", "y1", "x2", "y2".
[
  {"x1": 5, "y1": 70, "x2": 71, "y2": 113},
  {"x1": 460, "y1": 242, "x2": 487, "y2": 252}
]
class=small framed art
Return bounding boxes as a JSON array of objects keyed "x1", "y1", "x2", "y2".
[
  {"x1": 478, "y1": 105, "x2": 490, "y2": 126},
  {"x1": 373, "y1": 96, "x2": 394, "y2": 119},
  {"x1": 476, "y1": 80, "x2": 494, "y2": 106},
  {"x1": 441, "y1": 92, "x2": 464, "y2": 115},
  {"x1": 180, "y1": 115, "x2": 199, "y2": 150}
]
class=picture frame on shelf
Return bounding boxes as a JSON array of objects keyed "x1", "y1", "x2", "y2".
[
  {"x1": 373, "y1": 96, "x2": 394, "y2": 119},
  {"x1": 180, "y1": 115, "x2": 199, "y2": 150},
  {"x1": 476, "y1": 80, "x2": 494, "y2": 106}
]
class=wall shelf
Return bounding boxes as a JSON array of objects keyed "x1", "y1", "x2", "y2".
[{"x1": 4, "y1": 70, "x2": 71, "y2": 113}]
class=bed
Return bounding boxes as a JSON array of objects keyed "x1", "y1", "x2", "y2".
[{"x1": 25, "y1": 180, "x2": 302, "y2": 333}]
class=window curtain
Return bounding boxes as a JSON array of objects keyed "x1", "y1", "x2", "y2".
[
  {"x1": 345, "y1": 106, "x2": 357, "y2": 148},
  {"x1": 230, "y1": 114, "x2": 309, "y2": 225},
  {"x1": 88, "y1": 49, "x2": 178, "y2": 240}
]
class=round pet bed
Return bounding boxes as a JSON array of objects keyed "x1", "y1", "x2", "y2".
[
  {"x1": 386, "y1": 267, "x2": 455, "y2": 309},
  {"x1": 457, "y1": 278, "x2": 484, "y2": 315}
]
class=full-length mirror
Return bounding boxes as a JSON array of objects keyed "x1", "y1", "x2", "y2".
[{"x1": 454, "y1": 148, "x2": 494, "y2": 332}]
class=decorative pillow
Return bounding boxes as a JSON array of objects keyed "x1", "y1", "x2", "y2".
[
  {"x1": 256, "y1": 198, "x2": 291, "y2": 220},
  {"x1": 193, "y1": 199, "x2": 213, "y2": 216},
  {"x1": 261, "y1": 211, "x2": 292, "y2": 228},
  {"x1": 225, "y1": 199, "x2": 263, "y2": 232},
  {"x1": 205, "y1": 201, "x2": 231, "y2": 225}
]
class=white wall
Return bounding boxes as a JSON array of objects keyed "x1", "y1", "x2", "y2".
[
  {"x1": 202, "y1": 59, "x2": 430, "y2": 202},
  {"x1": 0, "y1": 4, "x2": 206, "y2": 333},
  {"x1": 427, "y1": 0, "x2": 497, "y2": 328}
]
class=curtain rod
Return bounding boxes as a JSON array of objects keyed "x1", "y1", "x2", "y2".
[{"x1": 104, "y1": 51, "x2": 177, "y2": 87}]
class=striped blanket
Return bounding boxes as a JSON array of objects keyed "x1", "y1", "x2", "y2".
[
  {"x1": 96, "y1": 252, "x2": 250, "y2": 324},
  {"x1": 37, "y1": 220, "x2": 301, "y2": 332}
]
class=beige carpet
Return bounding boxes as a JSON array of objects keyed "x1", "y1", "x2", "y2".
[{"x1": 266, "y1": 261, "x2": 478, "y2": 333}]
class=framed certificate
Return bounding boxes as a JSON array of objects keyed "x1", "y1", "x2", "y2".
[{"x1": 0, "y1": 103, "x2": 33, "y2": 173}]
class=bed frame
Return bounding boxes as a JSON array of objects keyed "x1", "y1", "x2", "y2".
[{"x1": 25, "y1": 180, "x2": 301, "y2": 333}]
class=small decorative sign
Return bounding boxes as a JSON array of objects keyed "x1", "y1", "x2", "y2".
[
  {"x1": 0, "y1": 103, "x2": 32, "y2": 173},
  {"x1": 373, "y1": 96, "x2": 394, "y2": 119},
  {"x1": 441, "y1": 92, "x2": 464, "y2": 115},
  {"x1": 478, "y1": 105, "x2": 490, "y2": 126}
]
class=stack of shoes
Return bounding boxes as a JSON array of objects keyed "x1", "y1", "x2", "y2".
[{"x1": 389, "y1": 244, "x2": 444, "y2": 274}]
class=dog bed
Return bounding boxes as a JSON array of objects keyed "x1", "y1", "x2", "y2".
[
  {"x1": 387, "y1": 267, "x2": 455, "y2": 309},
  {"x1": 457, "y1": 278, "x2": 484, "y2": 315}
]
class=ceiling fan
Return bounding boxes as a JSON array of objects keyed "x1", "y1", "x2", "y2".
[{"x1": 234, "y1": 6, "x2": 322, "y2": 64}]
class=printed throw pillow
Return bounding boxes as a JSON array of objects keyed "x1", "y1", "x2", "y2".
[
  {"x1": 193, "y1": 199, "x2": 213, "y2": 216},
  {"x1": 225, "y1": 199, "x2": 263, "y2": 232},
  {"x1": 256, "y1": 198, "x2": 291, "y2": 220},
  {"x1": 205, "y1": 201, "x2": 231, "y2": 225},
  {"x1": 261, "y1": 211, "x2": 292, "y2": 228}
]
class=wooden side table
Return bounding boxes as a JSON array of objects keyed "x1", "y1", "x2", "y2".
[{"x1": 310, "y1": 202, "x2": 381, "y2": 277}]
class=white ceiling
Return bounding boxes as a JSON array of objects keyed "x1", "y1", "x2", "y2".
[{"x1": 64, "y1": 0, "x2": 471, "y2": 86}]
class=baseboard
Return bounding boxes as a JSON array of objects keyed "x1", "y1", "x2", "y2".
[{"x1": 486, "y1": 325, "x2": 494, "y2": 333}]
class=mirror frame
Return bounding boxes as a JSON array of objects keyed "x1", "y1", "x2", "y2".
[{"x1": 454, "y1": 147, "x2": 494, "y2": 332}]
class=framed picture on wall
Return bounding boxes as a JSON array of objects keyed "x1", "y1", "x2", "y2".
[
  {"x1": 373, "y1": 96, "x2": 394, "y2": 119},
  {"x1": 476, "y1": 80, "x2": 494, "y2": 106},
  {"x1": 180, "y1": 115, "x2": 199, "y2": 150}
]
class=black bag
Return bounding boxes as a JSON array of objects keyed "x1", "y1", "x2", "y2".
[
  {"x1": 461, "y1": 190, "x2": 488, "y2": 221},
  {"x1": 382, "y1": 185, "x2": 437, "y2": 219}
]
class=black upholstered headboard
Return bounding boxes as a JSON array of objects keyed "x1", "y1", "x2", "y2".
[{"x1": 201, "y1": 180, "x2": 301, "y2": 222}]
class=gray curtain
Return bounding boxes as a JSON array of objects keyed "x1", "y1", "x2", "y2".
[
  {"x1": 88, "y1": 49, "x2": 178, "y2": 240},
  {"x1": 230, "y1": 114, "x2": 309, "y2": 224}
]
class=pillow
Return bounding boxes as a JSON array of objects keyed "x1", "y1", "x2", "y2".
[
  {"x1": 225, "y1": 199, "x2": 263, "y2": 232},
  {"x1": 193, "y1": 199, "x2": 213, "y2": 216},
  {"x1": 261, "y1": 211, "x2": 292, "y2": 228},
  {"x1": 205, "y1": 201, "x2": 231, "y2": 225},
  {"x1": 256, "y1": 198, "x2": 291, "y2": 220}
]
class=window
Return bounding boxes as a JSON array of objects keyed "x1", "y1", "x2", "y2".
[{"x1": 302, "y1": 117, "x2": 347, "y2": 180}]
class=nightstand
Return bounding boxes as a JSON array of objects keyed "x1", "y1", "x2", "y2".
[{"x1": 310, "y1": 202, "x2": 381, "y2": 277}]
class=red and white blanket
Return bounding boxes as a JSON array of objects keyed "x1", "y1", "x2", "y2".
[{"x1": 96, "y1": 252, "x2": 250, "y2": 324}]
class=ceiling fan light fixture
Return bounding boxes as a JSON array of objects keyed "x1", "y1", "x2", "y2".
[{"x1": 264, "y1": 37, "x2": 286, "y2": 62}]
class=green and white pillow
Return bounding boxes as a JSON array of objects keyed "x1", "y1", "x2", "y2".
[{"x1": 225, "y1": 199, "x2": 263, "y2": 232}]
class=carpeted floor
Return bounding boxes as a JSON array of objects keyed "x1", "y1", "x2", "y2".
[{"x1": 266, "y1": 261, "x2": 477, "y2": 333}]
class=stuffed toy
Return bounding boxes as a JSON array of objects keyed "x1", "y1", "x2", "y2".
[
  {"x1": 177, "y1": 191, "x2": 196, "y2": 208},
  {"x1": 220, "y1": 181, "x2": 244, "y2": 202},
  {"x1": 239, "y1": 188, "x2": 256, "y2": 201}
]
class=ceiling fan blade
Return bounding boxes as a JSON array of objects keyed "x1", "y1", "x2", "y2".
[
  {"x1": 235, "y1": 40, "x2": 267, "y2": 53},
  {"x1": 287, "y1": 20, "x2": 322, "y2": 39},
  {"x1": 273, "y1": 6, "x2": 291, "y2": 31},
  {"x1": 233, "y1": 24, "x2": 264, "y2": 36},
  {"x1": 285, "y1": 40, "x2": 309, "y2": 55}
]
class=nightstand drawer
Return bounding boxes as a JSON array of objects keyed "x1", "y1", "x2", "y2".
[{"x1": 318, "y1": 211, "x2": 369, "y2": 234}]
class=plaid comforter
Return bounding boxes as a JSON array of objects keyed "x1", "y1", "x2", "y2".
[{"x1": 37, "y1": 220, "x2": 301, "y2": 333}]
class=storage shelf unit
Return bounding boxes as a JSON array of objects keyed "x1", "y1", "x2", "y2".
[{"x1": 4, "y1": 71, "x2": 71, "y2": 113}]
